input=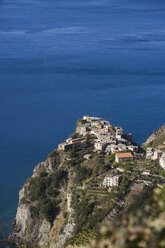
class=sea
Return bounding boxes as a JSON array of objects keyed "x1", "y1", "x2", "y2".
[{"x1": 0, "y1": 0, "x2": 165, "y2": 237}]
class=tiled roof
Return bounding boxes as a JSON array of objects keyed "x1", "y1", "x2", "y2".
[{"x1": 116, "y1": 152, "x2": 133, "y2": 158}]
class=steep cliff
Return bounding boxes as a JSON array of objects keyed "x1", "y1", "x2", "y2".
[
  {"x1": 9, "y1": 150, "x2": 76, "y2": 247},
  {"x1": 9, "y1": 132, "x2": 99, "y2": 247}
]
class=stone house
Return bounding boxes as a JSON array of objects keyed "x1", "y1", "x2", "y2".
[{"x1": 115, "y1": 152, "x2": 133, "y2": 163}]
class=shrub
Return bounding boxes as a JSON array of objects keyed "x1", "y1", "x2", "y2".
[
  {"x1": 20, "y1": 197, "x2": 30, "y2": 205},
  {"x1": 76, "y1": 119, "x2": 87, "y2": 126},
  {"x1": 39, "y1": 199, "x2": 59, "y2": 224},
  {"x1": 74, "y1": 166, "x2": 92, "y2": 184},
  {"x1": 30, "y1": 206, "x2": 39, "y2": 219},
  {"x1": 48, "y1": 149, "x2": 58, "y2": 158},
  {"x1": 72, "y1": 133, "x2": 79, "y2": 139},
  {"x1": 26, "y1": 168, "x2": 67, "y2": 224}
]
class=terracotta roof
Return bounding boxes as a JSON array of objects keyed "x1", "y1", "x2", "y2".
[{"x1": 116, "y1": 152, "x2": 133, "y2": 158}]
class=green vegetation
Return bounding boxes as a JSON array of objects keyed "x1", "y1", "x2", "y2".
[
  {"x1": 22, "y1": 168, "x2": 68, "y2": 224},
  {"x1": 104, "y1": 153, "x2": 115, "y2": 164},
  {"x1": 86, "y1": 186, "x2": 165, "y2": 248},
  {"x1": 73, "y1": 166, "x2": 92, "y2": 184},
  {"x1": 148, "y1": 134, "x2": 165, "y2": 150},
  {"x1": 63, "y1": 140, "x2": 165, "y2": 247},
  {"x1": 27, "y1": 169, "x2": 67, "y2": 201},
  {"x1": 71, "y1": 193, "x2": 94, "y2": 233},
  {"x1": 17, "y1": 143, "x2": 164, "y2": 247},
  {"x1": 47, "y1": 149, "x2": 58, "y2": 158},
  {"x1": 127, "y1": 185, "x2": 153, "y2": 213},
  {"x1": 69, "y1": 147, "x2": 84, "y2": 167},
  {"x1": 76, "y1": 119, "x2": 87, "y2": 126},
  {"x1": 30, "y1": 206, "x2": 39, "y2": 219},
  {"x1": 39, "y1": 198, "x2": 59, "y2": 224},
  {"x1": 144, "y1": 124, "x2": 165, "y2": 151},
  {"x1": 3, "y1": 183, "x2": 165, "y2": 248},
  {"x1": 65, "y1": 183, "x2": 165, "y2": 248},
  {"x1": 63, "y1": 211, "x2": 70, "y2": 225},
  {"x1": 71, "y1": 132, "x2": 79, "y2": 139},
  {"x1": 65, "y1": 225, "x2": 103, "y2": 247},
  {"x1": 116, "y1": 149, "x2": 134, "y2": 154}
]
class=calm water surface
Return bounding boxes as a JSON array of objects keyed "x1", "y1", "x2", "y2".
[{"x1": 0, "y1": 0, "x2": 165, "y2": 234}]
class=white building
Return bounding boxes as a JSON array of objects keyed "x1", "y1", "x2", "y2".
[
  {"x1": 58, "y1": 137, "x2": 86, "y2": 151},
  {"x1": 111, "y1": 145, "x2": 119, "y2": 154},
  {"x1": 79, "y1": 126, "x2": 87, "y2": 136},
  {"x1": 146, "y1": 148, "x2": 154, "y2": 159},
  {"x1": 115, "y1": 127, "x2": 123, "y2": 139},
  {"x1": 128, "y1": 145, "x2": 139, "y2": 153},
  {"x1": 83, "y1": 115, "x2": 103, "y2": 124},
  {"x1": 142, "y1": 170, "x2": 151, "y2": 175},
  {"x1": 103, "y1": 175, "x2": 122, "y2": 187},
  {"x1": 58, "y1": 143, "x2": 67, "y2": 150},
  {"x1": 105, "y1": 145, "x2": 112, "y2": 154},
  {"x1": 94, "y1": 142, "x2": 105, "y2": 151},
  {"x1": 159, "y1": 153, "x2": 165, "y2": 170},
  {"x1": 152, "y1": 150, "x2": 163, "y2": 160}
]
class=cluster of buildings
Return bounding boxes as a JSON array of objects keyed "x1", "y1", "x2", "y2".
[
  {"x1": 146, "y1": 148, "x2": 165, "y2": 170},
  {"x1": 58, "y1": 115, "x2": 165, "y2": 191},
  {"x1": 76, "y1": 115, "x2": 139, "y2": 156},
  {"x1": 58, "y1": 115, "x2": 139, "y2": 157},
  {"x1": 58, "y1": 115, "x2": 146, "y2": 189},
  {"x1": 76, "y1": 116, "x2": 139, "y2": 189}
]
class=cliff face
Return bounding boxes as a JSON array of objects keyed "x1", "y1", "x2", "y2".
[
  {"x1": 9, "y1": 151, "x2": 76, "y2": 248},
  {"x1": 143, "y1": 123, "x2": 165, "y2": 150},
  {"x1": 8, "y1": 131, "x2": 117, "y2": 247}
]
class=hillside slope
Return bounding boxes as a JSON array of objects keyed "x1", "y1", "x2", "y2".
[
  {"x1": 9, "y1": 116, "x2": 163, "y2": 248},
  {"x1": 143, "y1": 123, "x2": 165, "y2": 150}
]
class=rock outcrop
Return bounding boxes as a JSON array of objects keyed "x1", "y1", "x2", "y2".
[{"x1": 9, "y1": 151, "x2": 76, "y2": 247}]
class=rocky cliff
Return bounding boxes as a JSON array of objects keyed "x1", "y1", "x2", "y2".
[{"x1": 9, "y1": 150, "x2": 76, "y2": 248}]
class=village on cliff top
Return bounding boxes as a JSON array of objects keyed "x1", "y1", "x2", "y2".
[{"x1": 58, "y1": 115, "x2": 165, "y2": 174}]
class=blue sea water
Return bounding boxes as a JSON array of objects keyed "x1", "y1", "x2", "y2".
[{"x1": 0, "y1": 0, "x2": 165, "y2": 235}]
